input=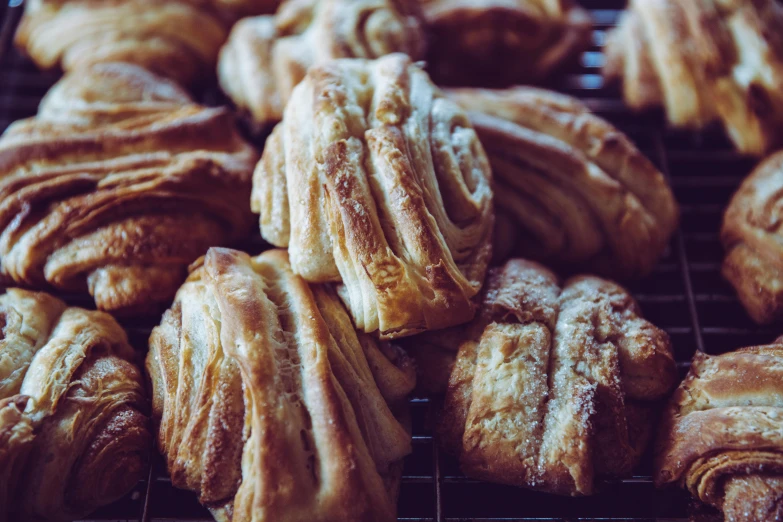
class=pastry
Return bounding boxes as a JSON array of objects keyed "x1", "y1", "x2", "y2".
[
  {"x1": 252, "y1": 53, "x2": 494, "y2": 338},
  {"x1": 603, "y1": 0, "x2": 783, "y2": 156},
  {"x1": 0, "y1": 62, "x2": 257, "y2": 315},
  {"x1": 0, "y1": 288, "x2": 150, "y2": 522},
  {"x1": 439, "y1": 259, "x2": 677, "y2": 496},
  {"x1": 445, "y1": 86, "x2": 678, "y2": 279},
  {"x1": 722, "y1": 151, "x2": 783, "y2": 324},
  {"x1": 420, "y1": 0, "x2": 591, "y2": 86},
  {"x1": 656, "y1": 342, "x2": 783, "y2": 521},
  {"x1": 217, "y1": 0, "x2": 425, "y2": 128},
  {"x1": 147, "y1": 247, "x2": 416, "y2": 522}
]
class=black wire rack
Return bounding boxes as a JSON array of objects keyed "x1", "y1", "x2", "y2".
[{"x1": 0, "y1": 0, "x2": 776, "y2": 520}]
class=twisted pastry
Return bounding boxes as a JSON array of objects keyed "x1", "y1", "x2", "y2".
[
  {"x1": 445, "y1": 86, "x2": 677, "y2": 279},
  {"x1": 0, "y1": 62, "x2": 257, "y2": 315},
  {"x1": 604, "y1": 0, "x2": 783, "y2": 156},
  {"x1": 253, "y1": 54, "x2": 494, "y2": 338},
  {"x1": 656, "y1": 342, "x2": 783, "y2": 521},
  {"x1": 218, "y1": 0, "x2": 425, "y2": 128},
  {"x1": 420, "y1": 0, "x2": 591, "y2": 86},
  {"x1": 0, "y1": 288, "x2": 150, "y2": 522},
  {"x1": 439, "y1": 259, "x2": 677, "y2": 496},
  {"x1": 147, "y1": 247, "x2": 415, "y2": 522}
]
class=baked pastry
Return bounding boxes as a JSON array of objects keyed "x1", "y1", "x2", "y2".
[
  {"x1": 656, "y1": 342, "x2": 783, "y2": 521},
  {"x1": 722, "y1": 151, "x2": 783, "y2": 324},
  {"x1": 0, "y1": 62, "x2": 257, "y2": 315},
  {"x1": 420, "y1": 0, "x2": 592, "y2": 86},
  {"x1": 604, "y1": 0, "x2": 783, "y2": 156},
  {"x1": 0, "y1": 288, "x2": 150, "y2": 522},
  {"x1": 439, "y1": 259, "x2": 677, "y2": 496},
  {"x1": 147, "y1": 247, "x2": 415, "y2": 522},
  {"x1": 218, "y1": 0, "x2": 425, "y2": 128},
  {"x1": 445, "y1": 86, "x2": 678, "y2": 279},
  {"x1": 253, "y1": 54, "x2": 494, "y2": 338}
]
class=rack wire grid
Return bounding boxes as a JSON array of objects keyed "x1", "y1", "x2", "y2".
[{"x1": 1, "y1": 0, "x2": 777, "y2": 520}]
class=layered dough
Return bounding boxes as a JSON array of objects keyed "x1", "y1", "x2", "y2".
[
  {"x1": 655, "y1": 343, "x2": 783, "y2": 522},
  {"x1": 420, "y1": 0, "x2": 591, "y2": 86},
  {"x1": 439, "y1": 259, "x2": 677, "y2": 496},
  {"x1": 218, "y1": 0, "x2": 424, "y2": 128},
  {"x1": 253, "y1": 54, "x2": 494, "y2": 338},
  {"x1": 0, "y1": 62, "x2": 257, "y2": 315},
  {"x1": 0, "y1": 288, "x2": 150, "y2": 522},
  {"x1": 147, "y1": 247, "x2": 415, "y2": 522},
  {"x1": 604, "y1": 0, "x2": 783, "y2": 156},
  {"x1": 446, "y1": 87, "x2": 678, "y2": 279}
]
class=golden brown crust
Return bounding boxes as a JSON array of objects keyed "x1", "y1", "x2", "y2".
[
  {"x1": 147, "y1": 247, "x2": 415, "y2": 521},
  {"x1": 218, "y1": 0, "x2": 425, "y2": 128},
  {"x1": 438, "y1": 259, "x2": 677, "y2": 496},
  {"x1": 0, "y1": 396, "x2": 33, "y2": 522},
  {"x1": 420, "y1": 0, "x2": 591, "y2": 86},
  {"x1": 655, "y1": 345, "x2": 783, "y2": 521},
  {"x1": 253, "y1": 54, "x2": 494, "y2": 338},
  {"x1": 604, "y1": 0, "x2": 783, "y2": 156},
  {"x1": 445, "y1": 86, "x2": 678, "y2": 279},
  {"x1": 0, "y1": 62, "x2": 257, "y2": 316}
]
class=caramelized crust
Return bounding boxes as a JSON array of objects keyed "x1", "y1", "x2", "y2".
[
  {"x1": 218, "y1": 0, "x2": 425, "y2": 128},
  {"x1": 604, "y1": 0, "x2": 783, "y2": 156},
  {"x1": 147, "y1": 247, "x2": 416, "y2": 522},
  {"x1": 0, "y1": 63, "x2": 257, "y2": 315},
  {"x1": 446, "y1": 86, "x2": 678, "y2": 279},
  {"x1": 0, "y1": 396, "x2": 33, "y2": 522},
  {"x1": 656, "y1": 343, "x2": 783, "y2": 521},
  {"x1": 438, "y1": 259, "x2": 676, "y2": 496},
  {"x1": 253, "y1": 54, "x2": 494, "y2": 338}
]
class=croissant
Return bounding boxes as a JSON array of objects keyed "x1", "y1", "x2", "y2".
[
  {"x1": 0, "y1": 288, "x2": 150, "y2": 522},
  {"x1": 655, "y1": 342, "x2": 783, "y2": 521},
  {"x1": 420, "y1": 0, "x2": 591, "y2": 86},
  {"x1": 217, "y1": 0, "x2": 425, "y2": 128},
  {"x1": 439, "y1": 259, "x2": 677, "y2": 496},
  {"x1": 603, "y1": 0, "x2": 783, "y2": 156},
  {"x1": 0, "y1": 62, "x2": 257, "y2": 315},
  {"x1": 445, "y1": 86, "x2": 678, "y2": 279},
  {"x1": 147, "y1": 247, "x2": 415, "y2": 522}
]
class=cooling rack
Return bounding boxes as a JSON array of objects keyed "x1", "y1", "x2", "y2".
[{"x1": 0, "y1": 0, "x2": 776, "y2": 520}]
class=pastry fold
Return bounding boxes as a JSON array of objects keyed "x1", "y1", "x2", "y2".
[
  {"x1": 445, "y1": 86, "x2": 678, "y2": 279},
  {"x1": 253, "y1": 54, "x2": 494, "y2": 338},
  {"x1": 147, "y1": 247, "x2": 416, "y2": 522},
  {"x1": 218, "y1": 0, "x2": 425, "y2": 128},
  {"x1": 604, "y1": 0, "x2": 783, "y2": 156},
  {"x1": 439, "y1": 259, "x2": 677, "y2": 496},
  {"x1": 0, "y1": 62, "x2": 257, "y2": 315},
  {"x1": 656, "y1": 343, "x2": 783, "y2": 522},
  {"x1": 0, "y1": 288, "x2": 150, "y2": 522}
]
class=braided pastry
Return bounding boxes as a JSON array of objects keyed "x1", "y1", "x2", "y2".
[
  {"x1": 218, "y1": 0, "x2": 425, "y2": 128},
  {"x1": 445, "y1": 86, "x2": 677, "y2": 279},
  {"x1": 0, "y1": 288, "x2": 150, "y2": 522},
  {"x1": 253, "y1": 54, "x2": 493, "y2": 338},
  {"x1": 0, "y1": 62, "x2": 257, "y2": 316},
  {"x1": 656, "y1": 342, "x2": 783, "y2": 521},
  {"x1": 604, "y1": 0, "x2": 783, "y2": 156},
  {"x1": 439, "y1": 259, "x2": 677, "y2": 496},
  {"x1": 420, "y1": 0, "x2": 591, "y2": 86},
  {"x1": 147, "y1": 247, "x2": 415, "y2": 522}
]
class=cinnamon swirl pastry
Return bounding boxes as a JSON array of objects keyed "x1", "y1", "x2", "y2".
[
  {"x1": 0, "y1": 62, "x2": 257, "y2": 315},
  {"x1": 656, "y1": 342, "x2": 783, "y2": 522},
  {"x1": 0, "y1": 288, "x2": 150, "y2": 522},
  {"x1": 439, "y1": 259, "x2": 677, "y2": 495},
  {"x1": 420, "y1": 0, "x2": 592, "y2": 86},
  {"x1": 147, "y1": 247, "x2": 415, "y2": 522},
  {"x1": 217, "y1": 0, "x2": 425, "y2": 128},
  {"x1": 253, "y1": 54, "x2": 493, "y2": 338},
  {"x1": 445, "y1": 86, "x2": 678, "y2": 279},
  {"x1": 604, "y1": 0, "x2": 783, "y2": 156}
]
